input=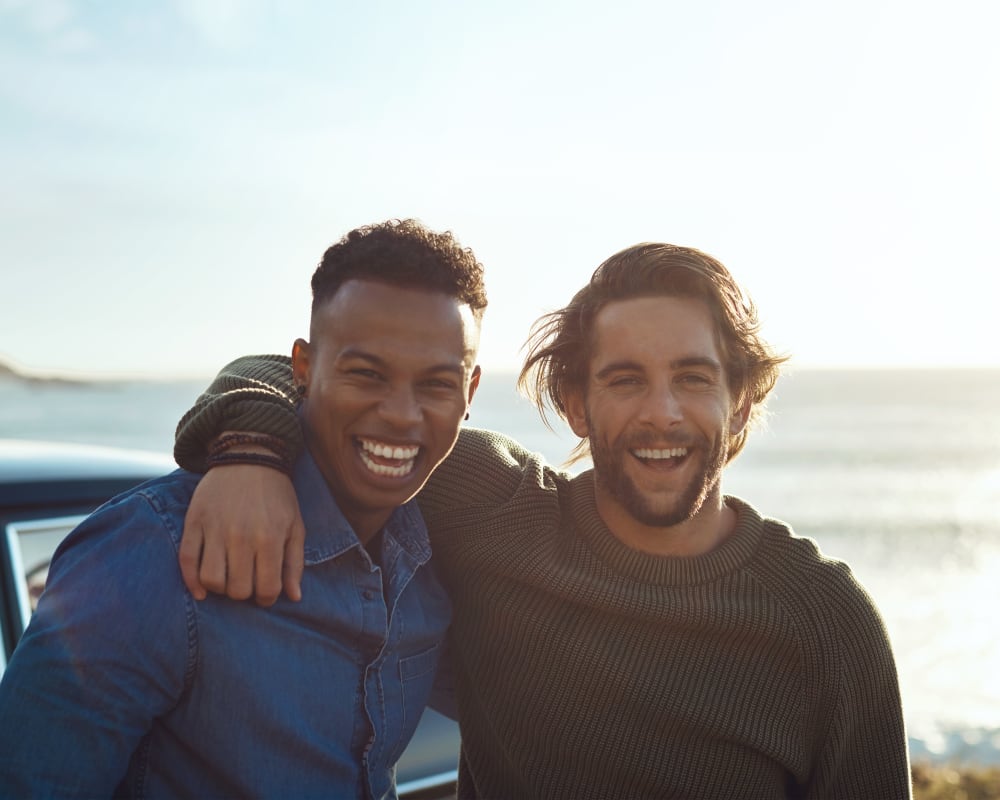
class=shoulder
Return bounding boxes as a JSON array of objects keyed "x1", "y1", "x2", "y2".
[
  {"x1": 133, "y1": 469, "x2": 202, "y2": 515},
  {"x1": 759, "y1": 516, "x2": 878, "y2": 613},
  {"x1": 53, "y1": 469, "x2": 199, "y2": 566},
  {"x1": 739, "y1": 503, "x2": 895, "y2": 660},
  {"x1": 430, "y1": 427, "x2": 568, "y2": 498},
  {"x1": 419, "y1": 427, "x2": 570, "y2": 523},
  {"x1": 28, "y1": 470, "x2": 198, "y2": 668}
]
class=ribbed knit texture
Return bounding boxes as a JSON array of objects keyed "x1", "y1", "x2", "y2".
[
  {"x1": 175, "y1": 358, "x2": 912, "y2": 799},
  {"x1": 420, "y1": 430, "x2": 910, "y2": 800},
  {"x1": 174, "y1": 355, "x2": 302, "y2": 472}
]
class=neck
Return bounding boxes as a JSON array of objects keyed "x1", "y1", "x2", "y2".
[
  {"x1": 594, "y1": 483, "x2": 737, "y2": 557},
  {"x1": 304, "y1": 441, "x2": 390, "y2": 545},
  {"x1": 343, "y1": 512, "x2": 388, "y2": 545}
]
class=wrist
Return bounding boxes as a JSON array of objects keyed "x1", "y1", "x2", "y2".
[{"x1": 205, "y1": 431, "x2": 294, "y2": 476}]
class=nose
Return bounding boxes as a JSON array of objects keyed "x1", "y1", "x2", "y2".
[
  {"x1": 379, "y1": 384, "x2": 422, "y2": 427},
  {"x1": 638, "y1": 382, "x2": 683, "y2": 428}
]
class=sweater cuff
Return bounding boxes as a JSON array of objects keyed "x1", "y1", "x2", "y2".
[{"x1": 173, "y1": 355, "x2": 303, "y2": 472}]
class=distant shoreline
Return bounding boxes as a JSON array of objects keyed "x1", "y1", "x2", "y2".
[
  {"x1": 0, "y1": 360, "x2": 90, "y2": 387},
  {"x1": 0, "y1": 359, "x2": 213, "y2": 386},
  {"x1": 2, "y1": 356, "x2": 1000, "y2": 387}
]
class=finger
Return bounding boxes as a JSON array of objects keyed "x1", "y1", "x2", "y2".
[
  {"x1": 178, "y1": 522, "x2": 207, "y2": 600},
  {"x1": 199, "y1": 532, "x2": 229, "y2": 597},
  {"x1": 223, "y1": 537, "x2": 254, "y2": 601},
  {"x1": 252, "y1": 540, "x2": 284, "y2": 608},
  {"x1": 282, "y1": 514, "x2": 306, "y2": 603}
]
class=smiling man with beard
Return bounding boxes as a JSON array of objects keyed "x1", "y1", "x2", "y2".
[
  {"x1": 169, "y1": 242, "x2": 912, "y2": 799},
  {"x1": 573, "y1": 295, "x2": 741, "y2": 553}
]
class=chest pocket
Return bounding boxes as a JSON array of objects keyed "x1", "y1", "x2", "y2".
[{"x1": 383, "y1": 641, "x2": 443, "y2": 765}]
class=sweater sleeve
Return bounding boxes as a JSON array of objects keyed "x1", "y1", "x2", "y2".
[
  {"x1": 173, "y1": 355, "x2": 302, "y2": 472},
  {"x1": 808, "y1": 582, "x2": 912, "y2": 800},
  {"x1": 418, "y1": 427, "x2": 562, "y2": 523}
]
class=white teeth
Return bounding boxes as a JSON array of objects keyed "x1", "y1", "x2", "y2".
[
  {"x1": 359, "y1": 439, "x2": 419, "y2": 460},
  {"x1": 357, "y1": 438, "x2": 419, "y2": 477},
  {"x1": 359, "y1": 449, "x2": 415, "y2": 477},
  {"x1": 633, "y1": 447, "x2": 688, "y2": 460}
]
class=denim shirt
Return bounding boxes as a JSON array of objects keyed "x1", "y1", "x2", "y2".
[{"x1": 0, "y1": 450, "x2": 452, "y2": 799}]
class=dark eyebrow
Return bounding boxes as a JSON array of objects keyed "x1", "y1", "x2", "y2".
[
  {"x1": 339, "y1": 348, "x2": 466, "y2": 376},
  {"x1": 593, "y1": 356, "x2": 723, "y2": 382},
  {"x1": 671, "y1": 356, "x2": 723, "y2": 375},
  {"x1": 594, "y1": 360, "x2": 644, "y2": 382}
]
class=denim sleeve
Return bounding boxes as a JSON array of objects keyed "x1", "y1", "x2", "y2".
[{"x1": 0, "y1": 488, "x2": 194, "y2": 797}]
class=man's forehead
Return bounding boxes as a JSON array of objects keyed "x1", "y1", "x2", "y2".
[
  {"x1": 593, "y1": 294, "x2": 716, "y2": 336},
  {"x1": 314, "y1": 282, "x2": 479, "y2": 366},
  {"x1": 587, "y1": 295, "x2": 721, "y2": 361},
  {"x1": 330, "y1": 277, "x2": 457, "y2": 304}
]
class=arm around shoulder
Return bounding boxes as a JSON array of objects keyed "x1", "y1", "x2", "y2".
[
  {"x1": 420, "y1": 426, "x2": 565, "y2": 517},
  {"x1": 174, "y1": 355, "x2": 302, "y2": 472}
]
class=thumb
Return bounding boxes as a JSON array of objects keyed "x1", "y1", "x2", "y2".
[
  {"x1": 282, "y1": 511, "x2": 306, "y2": 602},
  {"x1": 178, "y1": 519, "x2": 208, "y2": 601}
]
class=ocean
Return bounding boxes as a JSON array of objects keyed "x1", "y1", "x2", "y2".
[{"x1": 2, "y1": 368, "x2": 999, "y2": 765}]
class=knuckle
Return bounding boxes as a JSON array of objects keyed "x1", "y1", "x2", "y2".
[{"x1": 228, "y1": 584, "x2": 252, "y2": 601}]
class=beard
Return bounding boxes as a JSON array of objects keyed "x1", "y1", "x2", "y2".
[{"x1": 588, "y1": 414, "x2": 728, "y2": 528}]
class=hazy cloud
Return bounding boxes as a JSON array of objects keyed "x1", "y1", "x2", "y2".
[{"x1": 170, "y1": 0, "x2": 263, "y2": 49}]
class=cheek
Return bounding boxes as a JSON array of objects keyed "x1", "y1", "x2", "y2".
[
  {"x1": 427, "y1": 408, "x2": 464, "y2": 437},
  {"x1": 692, "y1": 400, "x2": 731, "y2": 432},
  {"x1": 303, "y1": 393, "x2": 345, "y2": 434},
  {"x1": 423, "y1": 403, "x2": 466, "y2": 441},
  {"x1": 586, "y1": 396, "x2": 633, "y2": 432}
]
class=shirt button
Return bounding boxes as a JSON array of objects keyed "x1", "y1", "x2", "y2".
[{"x1": 362, "y1": 589, "x2": 377, "y2": 601}]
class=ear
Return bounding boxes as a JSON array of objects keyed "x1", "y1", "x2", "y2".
[
  {"x1": 291, "y1": 338, "x2": 311, "y2": 391},
  {"x1": 564, "y1": 387, "x2": 590, "y2": 439},
  {"x1": 467, "y1": 365, "x2": 482, "y2": 405},
  {"x1": 729, "y1": 396, "x2": 751, "y2": 436}
]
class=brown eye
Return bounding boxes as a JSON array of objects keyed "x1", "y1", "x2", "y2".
[{"x1": 349, "y1": 368, "x2": 383, "y2": 381}]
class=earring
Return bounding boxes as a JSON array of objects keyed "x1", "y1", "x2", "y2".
[
  {"x1": 296, "y1": 384, "x2": 307, "y2": 398},
  {"x1": 464, "y1": 412, "x2": 470, "y2": 421}
]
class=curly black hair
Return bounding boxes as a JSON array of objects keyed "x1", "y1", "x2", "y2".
[{"x1": 311, "y1": 219, "x2": 488, "y2": 320}]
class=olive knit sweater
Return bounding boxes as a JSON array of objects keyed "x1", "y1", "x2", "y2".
[{"x1": 175, "y1": 355, "x2": 911, "y2": 800}]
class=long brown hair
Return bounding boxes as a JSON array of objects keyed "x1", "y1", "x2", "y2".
[{"x1": 518, "y1": 243, "x2": 788, "y2": 464}]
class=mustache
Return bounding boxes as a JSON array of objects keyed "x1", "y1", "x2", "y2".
[{"x1": 619, "y1": 431, "x2": 700, "y2": 450}]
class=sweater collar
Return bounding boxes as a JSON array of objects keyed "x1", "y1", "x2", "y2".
[{"x1": 569, "y1": 470, "x2": 765, "y2": 586}]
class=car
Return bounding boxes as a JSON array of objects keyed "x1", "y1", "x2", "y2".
[{"x1": 0, "y1": 438, "x2": 460, "y2": 798}]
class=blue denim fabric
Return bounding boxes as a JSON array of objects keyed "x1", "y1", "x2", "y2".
[{"x1": 0, "y1": 450, "x2": 451, "y2": 799}]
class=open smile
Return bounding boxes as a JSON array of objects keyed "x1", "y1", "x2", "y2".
[
  {"x1": 356, "y1": 437, "x2": 420, "y2": 478},
  {"x1": 630, "y1": 446, "x2": 690, "y2": 469}
]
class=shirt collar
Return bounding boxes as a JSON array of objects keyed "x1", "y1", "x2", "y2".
[{"x1": 292, "y1": 445, "x2": 431, "y2": 567}]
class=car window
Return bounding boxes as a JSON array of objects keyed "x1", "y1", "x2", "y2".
[{"x1": 5, "y1": 515, "x2": 85, "y2": 628}]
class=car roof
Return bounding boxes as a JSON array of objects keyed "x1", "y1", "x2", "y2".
[{"x1": 0, "y1": 439, "x2": 174, "y2": 484}]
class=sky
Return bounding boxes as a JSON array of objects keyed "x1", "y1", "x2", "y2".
[{"x1": 1, "y1": 0, "x2": 998, "y2": 379}]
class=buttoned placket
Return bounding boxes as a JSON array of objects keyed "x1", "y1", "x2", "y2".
[
  {"x1": 355, "y1": 541, "x2": 387, "y2": 799},
  {"x1": 358, "y1": 529, "x2": 427, "y2": 800}
]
